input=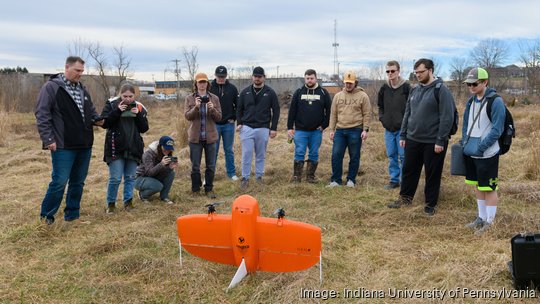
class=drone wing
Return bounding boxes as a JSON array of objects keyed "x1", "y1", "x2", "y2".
[
  {"x1": 255, "y1": 217, "x2": 321, "y2": 272},
  {"x1": 176, "y1": 214, "x2": 236, "y2": 266}
]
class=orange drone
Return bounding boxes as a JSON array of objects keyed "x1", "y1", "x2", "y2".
[{"x1": 176, "y1": 194, "x2": 322, "y2": 290}]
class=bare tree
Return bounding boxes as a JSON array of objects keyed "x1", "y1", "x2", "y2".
[
  {"x1": 66, "y1": 37, "x2": 88, "y2": 62},
  {"x1": 112, "y1": 44, "x2": 132, "y2": 95},
  {"x1": 183, "y1": 46, "x2": 199, "y2": 81},
  {"x1": 469, "y1": 38, "x2": 510, "y2": 68},
  {"x1": 518, "y1": 39, "x2": 540, "y2": 95},
  {"x1": 449, "y1": 57, "x2": 470, "y2": 100},
  {"x1": 87, "y1": 41, "x2": 111, "y2": 99}
]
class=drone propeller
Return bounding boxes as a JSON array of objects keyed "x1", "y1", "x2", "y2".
[
  {"x1": 205, "y1": 201, "x2": 224, "y2": 214},
  {"x1": 273, "y1": 208, "x2": 286, "y2": 219}
]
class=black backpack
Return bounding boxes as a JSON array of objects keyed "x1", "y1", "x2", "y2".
[
  {"x1": 434, "y1": 82, "x2": 459, "y2": 138},
  {"x1": 466, "y1": 93, "x2": 515, "y2": 155}
]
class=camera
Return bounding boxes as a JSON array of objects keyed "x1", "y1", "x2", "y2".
[
  {"x1": 167, "y1": 155, "x2": 178, "y2": 163},
  {"x1": 200, "y1": 96, "x2": 209, "y2": 104},
  {"x1": 126, "y1": 101, "x2": 136, "y2": 110}
]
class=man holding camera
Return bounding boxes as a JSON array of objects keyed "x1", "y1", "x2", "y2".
[
  {"x1": 236, "y1": 66, "x2": 280, "y2": 189},
  {"x1": 35, "y1": 56, "x2": 104, "y2": 224},
  {"x1": 185, "y1": 73, "x2": 222, "y2": 198}
]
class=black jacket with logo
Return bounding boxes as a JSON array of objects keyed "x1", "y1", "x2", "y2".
[
  {"x1": 287, "y1": 84, "x2": 332, "y2": 131},
  {"x1": 237, "y1": 85, "x2": 280, "y2": 130}
]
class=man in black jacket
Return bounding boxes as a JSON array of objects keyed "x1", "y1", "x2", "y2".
[
  {"x1": 377, "y1": 60, "x2": 410, "y2": 190},
  {"x1": 287, "y1": 69, "x2": 331, "y2": 183},
  {"x1": 210, "y1": 66, "x2": 239, "y2": 180},
  {"x1": 236, "y1": 66, "x2": 280, "y2": 189},
  {"x1": 35, "y1": 56, "x2": 104, "y2": 224}
]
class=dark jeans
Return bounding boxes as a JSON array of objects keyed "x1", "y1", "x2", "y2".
[
  {"x1": 331, "y1": 128, "x2": 362, "y2": 184},
  {"x1": 40, "y1": 148, "x2": 92, "y2": 221},
  {"x1": 400, "y1": 139, "x2": 448, "y2": 207},
  {"x1": 189, "y1": 141, "x2": 217, "y2": 192},
  {"x1": 134, "y1": 170, "x2": 175, "y2": 200}
]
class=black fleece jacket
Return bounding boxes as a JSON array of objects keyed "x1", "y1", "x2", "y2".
[
  {"x1": 210, "y1": 79, "x2": 238, "y2": 124},
  {"x1": 287, "y1": 84, "x2": 332, "y2": 131},
  {"x1": 377, "y1": 81, "x2": 410, "y2": 132}
]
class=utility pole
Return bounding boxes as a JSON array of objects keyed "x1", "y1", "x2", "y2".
[
  {"x1": 276, "y1": 66, "x2": 279, "y2": 78},
  {"x1": 332, "y1": 19, "x2": 339, "y2": 78},
  {"x1": 172, "y1": 59, "x2": 181, "y2": 99}
]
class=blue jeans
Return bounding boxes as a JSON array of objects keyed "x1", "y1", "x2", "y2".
[
  {"x1": 106, "y1": 158, "x2": 138, "y2": 205},
  {"x1": 240, "y1": 126, "x2": 269, "y2": 179},
  {"x1": 215, "y1": 123, "x2": 236, "y2": 177},
  {"x1": 331, "y1": 128, "x2": 362, "y2": 184},
  {"x1": 294, "y1": 130, "x2": 322, "y2": 162},
  {"x1": 189, "y1": 141, "x2": 217, "y2": 192},
  {"x1": 385, "y1": 129, "x2": 405, "y2": 184},
  {"x1": 40, "y1": 148, "x2": 92, "y2": 221},
  {"x1": 135, "y1": 170, "x2": 175, "y2": 200}
]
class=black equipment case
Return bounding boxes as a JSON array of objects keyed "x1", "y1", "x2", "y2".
[{"x1": 510, "y1": 233, "x2": 540, "y2": 290}]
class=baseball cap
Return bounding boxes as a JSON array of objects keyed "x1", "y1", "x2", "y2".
[
  {"x1": 195, "y1": 73, "x2": 209, "y2": 82},
  {"x1": 463, "y1": 67, "x2": 489, "y2": 83},
  {"x1": 159, "y1": 136, "x2": 175, "y2": 151},
  {"x1": 252, "y1": 66, "x2": 265, "y2": 77},
  {"x1": 343, "y1": 70, "x2": 357, "y2": 83},
  {"x1": 215, "y1": 66, "x2": 227, "y2": 77}
]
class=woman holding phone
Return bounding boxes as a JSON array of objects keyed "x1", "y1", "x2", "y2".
[
  {"x1": 185, "y1": 73, "x2": 222, "y2": 198},
  {"x1": 101, "y1": 83, "x2": 149, "y2": 214}
]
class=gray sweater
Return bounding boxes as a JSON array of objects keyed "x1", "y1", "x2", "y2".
[{"x1": 400, "y1": 78, "x2": 455, "y2": 146}]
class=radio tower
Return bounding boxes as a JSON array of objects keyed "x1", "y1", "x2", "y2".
[{"x1": 332, "y1": 19, "x2": 339, "y2": 77}]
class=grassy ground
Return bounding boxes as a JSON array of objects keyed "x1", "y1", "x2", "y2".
[{"x1": 1, "y1": 101, "x2": 539, "y2": 303}]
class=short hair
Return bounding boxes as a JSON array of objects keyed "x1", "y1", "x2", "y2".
[
  {"x1": 386, "y1": 60, "x2": 400, "y2": 70},
  {"x1": 192, "y1": 80, "x2": 210, "y2": 93},
  {"x1": 414, "y1": 58, "x2": 434, "y2": 72},
  {"x1": 304, "y1": 69, "x2": 317, "y2": 77},
  {"x1": 66, "y1": 56, "x2": 85, "y2": 66},
  {"x1": 120, "y1": 83, "x2": 136, "y2": 95}
]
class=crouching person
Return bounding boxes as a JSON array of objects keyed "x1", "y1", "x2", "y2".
[{"x1": 134, "y1": 136, "x2": 177, "y2": 204}]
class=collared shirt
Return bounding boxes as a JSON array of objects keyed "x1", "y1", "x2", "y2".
[
  {"x1": 200, "y1": 97, "x2": 207, "y2": 141},
  {"x1": 61, "y1": 73, "x2": 84, "y2": 119}
]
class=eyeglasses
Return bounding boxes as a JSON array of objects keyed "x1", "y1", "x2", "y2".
[
  {"x1": 466, "y1": 82, "x2": 480, "y2": 87},
  {"x1": 414, "y1": 69, "x2": 429, "y2": 75},
  {"x1": 386, "y1": 70, "x2": 397, "y2": 74}
]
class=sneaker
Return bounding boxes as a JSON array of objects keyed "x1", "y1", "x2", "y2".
[
  {"x1": 240, "y1": 178, "x2": 249, "y2": 189},
  {"x1": 41, "y1": 217, "x2": 55, "y2": 225},
  {"x1": 464, "y1": 217, "x2": 484, "y2": 229},
  {"x1": 161, "y1": 198, "x2": 174, "y2": 205},
  {"x1": 326, "y1": 181, "x2": 340, "y2": 188},
  {"x1": 256, "y1": 176, "x2": 263, "y2": 184},
  {"x1": 138, "y1": 191, "x2": 149, "y2": 203},
  {"x1": 124, "y1": 199, "x2": 134, "y2": 211},
  {"x1": 346, "y1": 180, "x2": 355, "y2": 188},
  {"x1": 106, "y1": 204, "x2": 116, "y2": 214},
  {"x1": 205, "y1": 190, "x2": 217, "y2": 199},
  {"x1": 230, "y1": 175, "x2": 239, "y2": 181},
  {"x1": 424, "y1": 206, "x2": 436, "y2": 216},
  {"x1": 475, "y1": 222, "x2": 492, "y2": 236},
  {"x1": 387, "y1": 196, "x2": 412, "y2": 209},
  {"x1": 384, "y1": 182, "x2": 400, "y2": 190}
]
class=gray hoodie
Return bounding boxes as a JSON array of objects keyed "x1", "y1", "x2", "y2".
[{"x1": 400, "y1": 78, "x2": 455, "y2": 146}]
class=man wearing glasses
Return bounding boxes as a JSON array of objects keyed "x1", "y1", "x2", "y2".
[
  {"x1": 387, "y1": 58, "x2": 456, "y2": 215},
  {"x1": 210, "y1": 65, "x2": 239, "y2": 181},
  {"x1": 461, "y1": 67, "x2": 505, "y2": 235},
  {"x1": 377, "y1": 60, "x2": 410, "y2": 190},
  {"x1": 236, "y1": 66, "x2": 280, "y2": 189}
]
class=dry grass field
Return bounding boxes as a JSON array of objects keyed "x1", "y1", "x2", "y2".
[{"x1": 1, "y1": 100, "x2": 539, "y2": 303}]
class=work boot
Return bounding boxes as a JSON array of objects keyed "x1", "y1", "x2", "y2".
[
  {"x1": 292, "y1": 160, "x2": 304, "y2": 183},
  {"x1": 305, "y1": 160, "x2": 319, "y2": 183},
  {"x1": 387, "y1": 195, "x2": 413, "y2": 209}
]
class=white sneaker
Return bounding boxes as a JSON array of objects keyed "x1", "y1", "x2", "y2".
[
  {"x1": 326, "y1": 181, "x2": 340, "y2": 188},
  {"x1": 346, "y1": 180, "x2": 355, "y2": 188},
  {"x1": 230, "y1": 175, "x2": 239, "y2": 181},
  {"x1": 202, "y1": 179, "x2": 206, "y2": 186}
]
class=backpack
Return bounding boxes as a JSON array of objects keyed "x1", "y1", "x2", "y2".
[
  {"x1": 434, "y1": 82, "x2": 459, "y2": 138},
  {"x1": 485, "y1": 94, "x2": 515, "y2": 155}
]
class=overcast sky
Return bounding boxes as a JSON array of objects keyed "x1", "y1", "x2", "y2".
[{"x1": 1, "y1": 0, "x2": 539, "y2": 81}]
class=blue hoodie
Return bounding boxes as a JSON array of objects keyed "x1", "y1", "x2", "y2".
[{"x1": 461, "y1": 87, "x2": 505, "y2": 158}]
